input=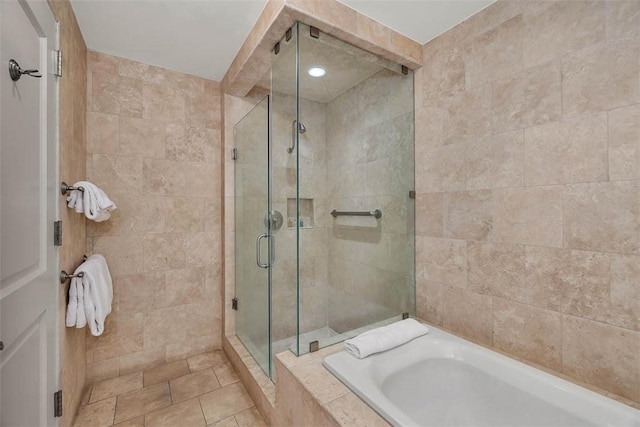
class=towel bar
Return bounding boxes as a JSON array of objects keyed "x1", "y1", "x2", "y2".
[
  {"x1": 60, "y1": 255, "x2": 88, "y2": 284},
  {"x1": 60, "y1": 271, "x2": 84, "y2": 284},
  {"x1": 61, "y1": 181, "x2": 85, "y2": 195}
]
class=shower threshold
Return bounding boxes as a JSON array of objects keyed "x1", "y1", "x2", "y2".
[
  {"x1": 273, "y1": 315, "x2": 406, "y2": 358},
  {"x1": 272, "y1": 326, "x2": 340, "y2": 356}
]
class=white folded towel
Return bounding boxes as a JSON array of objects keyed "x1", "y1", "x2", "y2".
[
  {"x1": 66, "y1": 181, "x2": 116, "y2": 222},
  {"x1": 344, "y1": 318, "x2": 429, "y2": 359},
  {"x1": 65, "y1": 275, "x2": 86, "y2": 328},
  {"x1": 65, "y1": 254, "x2": 113, "y2": 336},
  {"x1": 66, "y1": 276, "x2": 79, "y2": 326}
]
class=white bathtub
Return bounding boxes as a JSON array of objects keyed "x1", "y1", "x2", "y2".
[{"x1": 323, "y1": 325, "x2": 640, "y2": 427}]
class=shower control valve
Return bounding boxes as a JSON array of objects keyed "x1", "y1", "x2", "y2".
[{"x1": 265, "y1": 210, "x2": 284, "y2": 231}]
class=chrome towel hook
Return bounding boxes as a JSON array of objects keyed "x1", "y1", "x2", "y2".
[
  {"x1": 9, "y1": 59, "x2": 42, "y2": 81},
  {"x1": 61, "y1": 181, "x2": 85, "y2": 195},
  {"x1": 60, "y1": 270, "x2": 84, "y2": 284}
]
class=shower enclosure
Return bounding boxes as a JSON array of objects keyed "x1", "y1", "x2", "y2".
[{"x1": 234, "y1": 23, "x2": 415, "y2": 379}]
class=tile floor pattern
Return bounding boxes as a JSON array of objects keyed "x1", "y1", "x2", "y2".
[{"x1": 74, "y1": 351, "x2": 267, "y2": 427}]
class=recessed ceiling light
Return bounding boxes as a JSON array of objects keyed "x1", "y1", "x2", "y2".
[{"x1": 308, "y1": 67, "x2": 326, "y2": 77}]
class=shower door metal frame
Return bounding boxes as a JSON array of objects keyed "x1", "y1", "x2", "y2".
[{"x1": 294, "y1": 21, "x2": 302, "y2": 359}]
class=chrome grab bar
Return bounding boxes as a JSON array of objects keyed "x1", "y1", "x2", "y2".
[{"x1": 331, "y1": 209, "x2": 382, "y2": 219}]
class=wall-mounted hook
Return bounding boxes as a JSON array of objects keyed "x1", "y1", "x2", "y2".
[
  {"x1": 9, "y1": 59, "x2": 42, "y2": 81},
  {"x1": 60, "y1": 270, "x2": 84, "y2": 284},
  {"x1": 60, "y1": 255, "x2": 89, "y2": 284},
  {"x1": 61, "y1": 181, "x2": 84, "y2": 195}
]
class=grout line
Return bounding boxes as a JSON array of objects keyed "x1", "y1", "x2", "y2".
[
  {"x1": 111, "y1": 393, "x2": 118, "y2": 427},
  {"x1": 85, "y1": 385, "x2": 94, "y2": 406},
  {"x1": 560, "y1": 309, "x2": 565, "y2": 375},
  {"x1": 168, "y1": 378, "x2": 174, "y2": 404},
  {"x1": 560, "y1": 56, "x2": 565, "y2": 117},
  {"x1": 197, "y1": 393, "x2": 208, "y2": 426},
  {"x1": 605, "y1": 110, "x2": 610, "y2": 183},
  {"x1": 561, "y1": 176, "x2": 565, "y2": 250}
]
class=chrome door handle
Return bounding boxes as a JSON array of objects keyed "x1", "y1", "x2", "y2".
[
  {"x1": 256, "y1": 233, "x2": 276, "y2": 268},
  {"x1": 256, "y1": 233, "x2": 268, "y2": 268}
]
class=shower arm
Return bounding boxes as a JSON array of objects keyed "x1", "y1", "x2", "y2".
[{"x1": 287, "y1": 120, "x2": 297, "y2": 154}]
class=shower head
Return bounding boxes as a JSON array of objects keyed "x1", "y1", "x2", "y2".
[{"x1": 287, "y1": 120, "x2": 307, "y2": 153}]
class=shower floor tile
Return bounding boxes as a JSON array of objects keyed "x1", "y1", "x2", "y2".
[{"x1": 74, "y1": 350, "x2": 265, "y2": 427}]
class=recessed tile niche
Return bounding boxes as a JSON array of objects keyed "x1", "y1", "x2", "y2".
[{"x1": 287, "y1": 198, "x2": 314, "y2": 228}]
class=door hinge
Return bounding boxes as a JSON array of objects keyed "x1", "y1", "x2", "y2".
[
  {"x1": 54, "y1": 221, "x2": 62, "y2": 246},
  {"x1": 232, "y1": 297, "x2": 238, "y2": 311},
  {"x1": 409, "y1": 190, "x2": 416, "y2": 199},
  {"x1": 231, "y1": 148, "x2": 237, "y2": 160},
  {"x1": 54, "y1": 50, "x2": 62, "y2": 77},
  {"x1": 54, "y1": 390, "x2": 62, "y2": 417}
]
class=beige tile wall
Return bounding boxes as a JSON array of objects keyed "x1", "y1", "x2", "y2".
[
  {"x1": 415, "y1": 0, "x2": 640, "y2": 403},
  {"x1": 47, "y1": 0, "x2": 88, "y2": 424},
  {"x1": 326, "y1": 68, "x2": 415, "y2": 333},
  {"x1": 85, "y1": 52, "x2": 223, "y2": 383},
  {"x1": 271, "y1": 93, "x2": 330, "y2": 340}
]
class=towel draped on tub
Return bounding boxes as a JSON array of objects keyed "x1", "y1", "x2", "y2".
[
  {"x1": 65, "y1": 254, "x2": 113, "y2": 336},
  {"x1": 344, "y1": 318, "x2": 430, "y2": 359}
]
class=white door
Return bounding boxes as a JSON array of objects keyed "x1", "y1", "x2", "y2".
[{"x1": 0, "y1": 0, "x2": 59, "y2": 425}]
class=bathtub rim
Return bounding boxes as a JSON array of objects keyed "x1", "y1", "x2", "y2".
[{"x1": 323, "y1": 322, "x2": 640, "y2": 427}]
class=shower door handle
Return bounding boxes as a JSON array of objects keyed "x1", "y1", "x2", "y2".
[
  {"x1": 256, "y1": 233, "x2": 269, "y2": 268},
  {"x1": 256, "y1": 233, "x2": 275, "y2": 269}
]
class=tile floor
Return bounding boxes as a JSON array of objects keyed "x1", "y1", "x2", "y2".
[{"x1": 74, "y1": 350, "x2": 267, "y2": 427}]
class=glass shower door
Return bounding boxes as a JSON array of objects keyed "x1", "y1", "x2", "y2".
[{"x1": 234, "y1": 96, "x2": 272, "y2": 377}]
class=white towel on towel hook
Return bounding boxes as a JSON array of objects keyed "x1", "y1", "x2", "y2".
[
  {"x1": 344, "y1": 318, "x2": 429, "y2": 359},
  {"x1": 66, "y1": 275, "x2": 83, "y2": 328},
  {"x1": 66, "y1": 181, "x2": 116, "y2": 222},
  {"x1": 65, "y1": 254, "x2": 113, "y2": 336}
]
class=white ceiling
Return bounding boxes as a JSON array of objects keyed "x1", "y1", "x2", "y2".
[
  {"x1": 340, "y1": 0, "x2": 495, "y2": 43},
  {"x1": 70, "y1": 0, "x2": 494, "y2": 82},
  {"x1": 70, "y1": 0, "x2": 267, "y2": 81}
]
